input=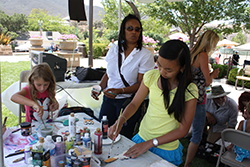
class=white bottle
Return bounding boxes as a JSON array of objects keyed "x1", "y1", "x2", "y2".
[
  {"x1": 45, "y1": 135, "x2": 56, "y2": 156},
  {"x1": 24, "y1": 145, "x2": 31, "y2": 164},
  {"x1": 27, "y1": 157, "x2": 33, "y2": 165},
  {"x1": 69, "y1": 113, "x2": 76, "y2": 137}
]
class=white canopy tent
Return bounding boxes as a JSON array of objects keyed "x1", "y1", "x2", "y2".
[
  {"x1": 0, "y1": 1, "x2": 185, "y2": 166},
  {"x1": 233, "y1": 42, "x2": 250, "y2": 60}
]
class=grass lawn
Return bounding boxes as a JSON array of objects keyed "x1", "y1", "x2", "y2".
[
  {"x1": 1, "y1": 61, "x2": 30, "y2": 127},
  {"x1": 1, "y1": 60, "x2": 224, "y2": 166}
]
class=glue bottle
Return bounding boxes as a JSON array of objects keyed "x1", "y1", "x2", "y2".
[
  {"x1": 24, "y1": 145, "x2": 31, "y2": 164},
  {"x1": 83, "y1": 133, "x2": 92, "y2": 150},
  {"x1": 101, "y1": 115, "x2": 109, "y2": 139},
  {"x1": 94, "y1": 128, "x2": 102, "y2": 154},
  {"x1": 69, "y1": 113, "x2": 76, "y2": 137}
]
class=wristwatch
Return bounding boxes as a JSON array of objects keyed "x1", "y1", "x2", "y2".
[{"x1": 153, "y1": 138, "x2": 158, "y2": 147}]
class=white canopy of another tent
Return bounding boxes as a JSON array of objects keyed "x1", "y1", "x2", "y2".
[{"x1": 233, "y1": 42, "x2": 250, "y2": 51}]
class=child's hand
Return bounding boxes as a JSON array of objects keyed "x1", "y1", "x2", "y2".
[
  {"x1": 124, "y1": 141, "x2": 151, "y2": 158},
  {"x1": 226, "y1": 144, "x2": 234, "y2": 151},
  {"x1": 49, "y1": 102, "x2": 59, "y2": 111},
  {"x1": 32, "y1": 103, "x2": 44, "y2": 118}
]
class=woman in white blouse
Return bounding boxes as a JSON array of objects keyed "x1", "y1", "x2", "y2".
[{"x1": 91, "y1": 14, "x2": 154, "y2": 139}]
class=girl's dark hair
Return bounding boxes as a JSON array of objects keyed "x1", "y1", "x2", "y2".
[
  {"x1": 118, "y1": 14, "x2": 143, "y2": 54},
  {"x1": 238, "y1": 91, "x2": 250, "y2": 113},
  {"x1": 159, "y1": 40, "x2": 192, "y2": 122}
]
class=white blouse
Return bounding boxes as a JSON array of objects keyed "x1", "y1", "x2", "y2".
[{"x1": 105, "y1": 45, "x2": 154, "y2": 99}]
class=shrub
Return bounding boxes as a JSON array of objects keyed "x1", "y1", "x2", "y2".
[
  {"x1": 0, "y1": 33, "x2": 11, "y2": 45},
  {"x1": 212, "y1": 64, "x2": 228, "y2": 78},
  {"x1": 228, "y1": 68, "x2": 250, "y2": 88},
  {"x1": 93, "y1": 43, "x2": 108, "y2": 59}
]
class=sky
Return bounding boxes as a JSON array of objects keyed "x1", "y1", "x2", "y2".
[{"x1": 84, "y1": 0, "x2": 104, "y2": 8}]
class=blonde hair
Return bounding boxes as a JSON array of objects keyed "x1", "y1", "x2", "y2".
[
  {"x1": 28, "y1": 63, "x2": 57, "y2": 104},
  {"x1": 190, "y1": 30, "x2": 219, "y2": 64}
]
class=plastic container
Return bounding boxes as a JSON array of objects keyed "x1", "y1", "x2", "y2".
[
  {"x1": 101, "y1": 115, "x2": 108, "y2": 139},
  {"x1": 55, "y1": 137, "x2": 64, "y2": 156},
  {"x1": 69, "y1": 113, "x2": 76, "y2": 137},
  {"x1": 21, "y1": 122, "x2": 32, "y2": 136},
  {"x1": 76, "y1": 129, "x2": 81, "y2": 143},
  {"x1": 94, "y1": 128, "x2": 102, "y2": 154},
  {"x1": 45, "y1": 135, "x2": 56, "y2": 157},
  {"x1": 50, "y1": 153, "x2": 66, "y2": 167},
  {"x1": 82, "y1": 133, "x2": 91, "y2": 150},
  {"x1": 24, "y1": 145, "x2": 31, "y2": 164}
]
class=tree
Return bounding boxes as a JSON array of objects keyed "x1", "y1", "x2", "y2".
[
  {"x1": 0, "y1": 10, "x2": 29, "y2": 40},
  {"x1": 101, "y1": 0, "x2": 134, "y2": 30},
  {"x1": 101, "y1": 0, "x2": 171, "y2": 43},
  {"x1": 231, "y1": 31, "x2": 247, "y2": 45},
  {"x1": 28, "y1": 9, "x2": 69, "y2": 34},
  {"x1": 142, "y1": 0, "x2": 249, "y2": 48}
]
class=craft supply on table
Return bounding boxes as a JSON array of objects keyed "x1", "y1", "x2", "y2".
[
  {"x1": 101, "y1": 115, "x2": 109, "y2": 139},
  {"x1": 94, "y1": 128, "x2": 103, "y2": 154},
  {"x1": 31, "y1": 143, "x2": 43, "y2": 166},
  {"x1": 65, "y1": 136, "x2": 74, "y2": 153},
  {"x1": 24, "y1": 145, "x2": 31, "y2": 164},
  {"x1": 41, "y1": 119, "x2": 47, "y2": 129},
  {"x1": 44, "y1": 135, "x2": 56, "y2": 156},
  {"x1": 76, "y1": 129, "x2": 81, "y2": 143},
  {"x1": 109, "y1": 108, "x2": 123, "y2": 157},
  {"x1": 69, "y1": 113, "x2": 76, "y2": 137},
  {"x1": 20, "y1": 122, "x2": 32, "y2": 136},
  {"x1": 83, "y1": 133, "x2": 92, "y2": 150},
  {"x1": 13, "y1": 157, "x2": 25, "y2": 163},
  {"x1": 105, "y1": 151, "x2": 129, "y2": 163},
  {"x1": 55, "y1": 137, "x2": 64, "y2": 156}
]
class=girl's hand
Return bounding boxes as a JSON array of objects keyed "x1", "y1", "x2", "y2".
[
  {"x1": 211, "y1": 68, "x2": 220, "y2": 79},
  {"x1": 33, "y1": 103, "x2": 43, "y2": 118},
  {"x1": 124, "y1": 141, "x2": 152, "y2": 158},
  {"x1": 103, "y1": 88, "x2": 121, "y2": 99},
  {"x1": 49, "y1": 102, "x2": 59, "y2": 111},
  {"x1": 226, "y1": 144, "x2": 234, "y2": 151},
  {"x1": 108, "y1": 121, "x2": 123, "y2": 141}
]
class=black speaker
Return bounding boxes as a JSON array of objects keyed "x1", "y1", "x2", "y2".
[{"x1": 68, "y1": 0, "x2": 87, "y2": 22}]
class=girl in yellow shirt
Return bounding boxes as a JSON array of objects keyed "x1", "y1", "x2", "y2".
[{"x1": 109, "y1": 40, "x2": 198, "y2": 166}]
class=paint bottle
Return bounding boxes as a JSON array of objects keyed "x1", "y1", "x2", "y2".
[
  {"x1": 83, "y1": 127, "x2": 88, "y2": 136},
  {"x1": 58, "y1": 160, "x2": 65, "y2": 167},
  {"x1": 45, "y1": 135, "x2": 56, "y2": 157},
  {"x1": 55, "y1": 137, "x2": 64, "y2": 156},
  {"x1": 94, "y1": 128, "x2": 102, "y2": 154},
  {"x1": 75, "y1": 129, "x2": 81, "y2": 143},
  {"x1": 82, "y1": 133, "x2": 92, "y2": 150},
  {"x1": 69, "y1": 113, "x2": 76, "y2": 137},
  {"x1": 32, "y1": 144, "x2": 43, "y2": 166},
  {"x1": 101, "y1": 115, "x2": 109, "y2": 139},
  {"x1": 65, "y1": 136, "x2": 74, "y2": 153},
  {"x1": 24, "y1": 145, "x2": 31, "y2": 164}
]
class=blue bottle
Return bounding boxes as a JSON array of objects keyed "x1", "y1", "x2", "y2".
[{"x1": 82, "y1": 133, "x2": 92, "y2": 150}]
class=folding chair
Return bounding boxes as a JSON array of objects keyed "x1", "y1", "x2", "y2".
[
  {"x1": 18, "y1": 70, "x2": 31, "y2": 125},
  {"x1": 235, "y1": 60, "x2": 250, "y2": 90},
  {"x1": 216, "y1": 128, "x2": 250, "y2": 167}
]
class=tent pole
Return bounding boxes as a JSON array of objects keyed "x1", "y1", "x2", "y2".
[
  {"x1": 119, "y1": 0, "x2": 121, "y2": 32},
  {"x1": 0, "y1": 62, "x2": 4, "y2": 167},
  {"x1": 88, "y1": 0, "x2": 93, "y2": 67}
]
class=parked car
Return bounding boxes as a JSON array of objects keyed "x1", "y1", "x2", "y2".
[{"x1": 15, "y1": 42, "x2": 31, "y2": 52}]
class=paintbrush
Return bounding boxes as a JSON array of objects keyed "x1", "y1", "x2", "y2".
[
  {"x1": 108, "y1": 108, "x2": 123, "y2": 158},
  {"x1": 13, "y1": 157, "x2": 24, "y2": 163}
]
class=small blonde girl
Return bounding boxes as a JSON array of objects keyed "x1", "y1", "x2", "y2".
[{"x1": 11, "y1": 63, "x2": 59, "y2": 122}]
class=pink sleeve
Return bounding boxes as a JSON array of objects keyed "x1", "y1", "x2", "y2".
[{"x1": 199, "y1": 93, "x2": 207, "y2": 105}]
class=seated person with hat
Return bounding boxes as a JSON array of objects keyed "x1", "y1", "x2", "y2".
[{"x1": 205, "y1": 85, "x2": 238, "y2": 143}]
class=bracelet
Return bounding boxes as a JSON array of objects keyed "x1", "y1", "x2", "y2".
[
  {"x1": 121, "y1": 88, "x2": 125, "y2": 94},
  {"x1": 121, "y1": 115, "x2": 127, "y2": 126}
]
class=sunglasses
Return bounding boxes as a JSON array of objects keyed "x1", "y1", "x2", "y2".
[{"x1": 125, "y1": 26, "x2": 142, "y2": 32}]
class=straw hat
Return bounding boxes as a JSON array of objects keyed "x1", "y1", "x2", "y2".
[{"x1": 207, "y1": 85, "x2": 230, "y2": 99}]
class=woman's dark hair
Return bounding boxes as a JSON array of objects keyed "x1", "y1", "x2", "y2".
[
  {"x1": 118, "y1": 14, "x2": 143, "y2": 53},
  {"x1": 159, "y1": 40, "x2": 192, "y2": 122},
  {"x1": 238, "y1": 91, "x2": 250, "y2": 113}
]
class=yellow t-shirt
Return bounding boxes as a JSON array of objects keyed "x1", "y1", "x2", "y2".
[{"x1": 139, "y1": 69, "x2": 198, "y2": 150}]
